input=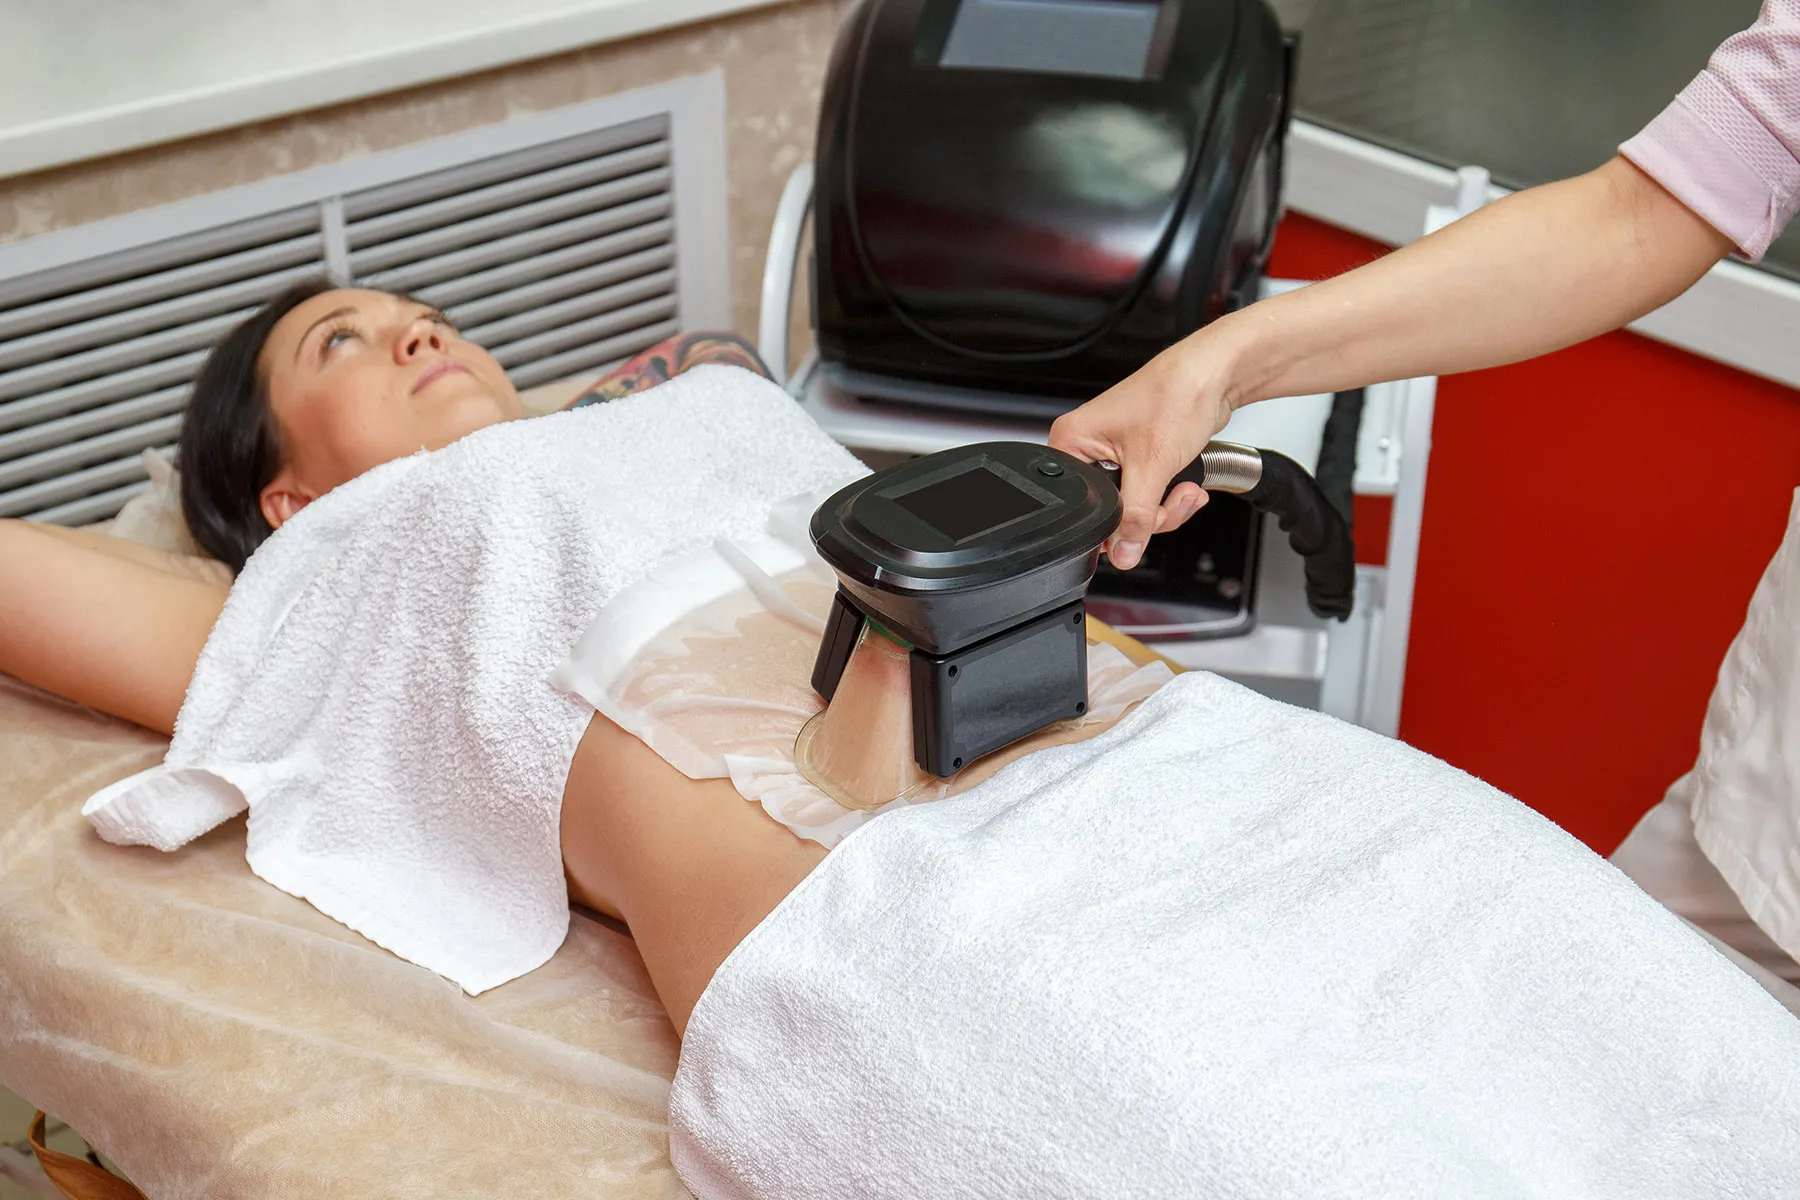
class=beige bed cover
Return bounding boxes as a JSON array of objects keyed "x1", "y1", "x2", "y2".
[{"x1": 0, "y1": 674, "x2": 688, "y2": 1199}]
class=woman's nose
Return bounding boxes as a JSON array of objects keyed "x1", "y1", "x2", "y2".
[{"x1": 396, "y1": 318, "x2": 446, "y2": 363}]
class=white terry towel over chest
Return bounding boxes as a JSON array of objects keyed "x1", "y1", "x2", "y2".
[{"x1": 83, "y1": 368, "x2": 867, "y2": 994}]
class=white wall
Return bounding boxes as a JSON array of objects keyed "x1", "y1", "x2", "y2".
[{"x1": 0, "y1": 0, "x2": 784, "y2": 177}]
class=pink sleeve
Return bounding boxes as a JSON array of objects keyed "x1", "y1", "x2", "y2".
[{"x1": 1620, "y1": 0, "x2": 1800, "y2": 260}]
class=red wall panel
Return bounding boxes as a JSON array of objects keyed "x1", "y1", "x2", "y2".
[{"x1": 1269, "y1": 213, "x2": 1800, "y2": 852}]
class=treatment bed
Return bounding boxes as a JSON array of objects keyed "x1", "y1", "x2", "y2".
[{"x1": 4, "y1": 368, "x2": 1794, "y2": 1198}]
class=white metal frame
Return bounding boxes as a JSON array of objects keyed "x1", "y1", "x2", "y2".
[
  {"x1": 758, "y1": 160, "x2": 814, "y2": 383},
  {"x1": 1352, "y1": 165, "x2": 1489, "y2": 735},
  {"x1": 755, "y1": 161, "x2": 1487, "y2": 735},
  {"x1": 0, "y1": 73, "x2": 734, "y2": 333}
]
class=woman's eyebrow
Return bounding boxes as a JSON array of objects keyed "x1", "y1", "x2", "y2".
[{"x1": 294, "y1": 306, "x2": 357, "y2": 363}]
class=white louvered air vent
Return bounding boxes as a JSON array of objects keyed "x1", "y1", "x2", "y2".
[
  {"x1": 0, "y1": 76, "x2": 729, "y2": 525},
  {"x1": 0, "y1": 212, "x2": 329, "y2": 523},
  {"x1": 344, "y1": 119, "x2": 682, "y2": 392}
]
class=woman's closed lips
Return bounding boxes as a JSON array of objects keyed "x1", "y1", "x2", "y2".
[{"x1": 411, "y1": 358, "x2": 472, "y2": 394}]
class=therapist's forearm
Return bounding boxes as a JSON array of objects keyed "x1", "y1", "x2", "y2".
[{"x1": 1211, "y1": 157, "x2": 1735, "y2": 407}]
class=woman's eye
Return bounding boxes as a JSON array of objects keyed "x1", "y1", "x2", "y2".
[{"x1": 322, "y1": 327, "x2": 358, "y2": 353}]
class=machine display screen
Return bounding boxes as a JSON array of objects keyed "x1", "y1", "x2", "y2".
[
  {"x1": 894, "y1": 465, "x2": 1047, "y2": 541},
  {"x1": 937, "y1": 0, "x2": 1164, "y2": 81}
]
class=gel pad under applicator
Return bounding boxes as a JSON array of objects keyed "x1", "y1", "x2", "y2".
[
  {"x1": 794, "y1": 624, "x2": 930, "y2": 812},
  {"x1": 554, "y1": 490, "x2": 1174, "y2": 847}
]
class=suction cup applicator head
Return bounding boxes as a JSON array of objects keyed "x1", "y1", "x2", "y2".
[
  {"x1": 794, "y1": 622, "x2": 929, "y2": 810},
  {"x1": 795, "y1": 439, "x2": 1353, "y2": 801}
]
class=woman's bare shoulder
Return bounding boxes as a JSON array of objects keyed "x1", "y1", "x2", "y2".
[{"x1": 22, "y1": 521, "x2": 234, "y2": 585}]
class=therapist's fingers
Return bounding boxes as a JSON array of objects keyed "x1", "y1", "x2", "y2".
[
  {"x1": 1110, "y1": 471, "x2": 1208, "y2": 570},
  {"x1": 1051, "y1": 427, "x2": 1195, "y2": 570},
  {"x1": 1047, "y1": 413, "x2": 1185, "y2": 569},
  {"x1": 1162, "y1": 481, "x2": 1210, "y2": 533}
]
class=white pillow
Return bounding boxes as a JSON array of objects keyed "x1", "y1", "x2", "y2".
[{"x1": 109, "y1": 448, "x2": 204, "y2": 556}]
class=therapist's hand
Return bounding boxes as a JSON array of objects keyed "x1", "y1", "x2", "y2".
[{"x1": 1048, "y1": 336, "x2": 1237, "y2": 571}]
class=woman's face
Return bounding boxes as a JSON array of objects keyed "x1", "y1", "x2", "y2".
[{"x1": 256, "y1": 288, "x2": 526, "y2": 529}]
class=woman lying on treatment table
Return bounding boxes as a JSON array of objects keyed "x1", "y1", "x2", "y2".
[
  {"x1": 0, "y1": 280, "x2": 1148, "y2": 1034},
  {"x1": 3, "y1": 282, "x2": 1797, "y2": 1199}
]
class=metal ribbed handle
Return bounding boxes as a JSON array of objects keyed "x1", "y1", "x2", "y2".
[{"x1": 1169, "y1": 441, "x2": 1355, "y2": 621}]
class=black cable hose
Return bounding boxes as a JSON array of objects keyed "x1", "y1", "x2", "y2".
[
  {"x1": 1314, "y1": 387, "x2": 1364, "y2": 525},
  {"x1": 1242, "y1": 450, "x2": 1356, "y2": 621}
]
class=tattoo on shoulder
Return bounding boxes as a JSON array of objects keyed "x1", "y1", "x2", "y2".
[{"x1": 566, "y1": 333, "x2": 774, "y2": 408}]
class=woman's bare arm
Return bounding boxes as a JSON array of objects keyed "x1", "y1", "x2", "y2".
[
  {"x1": 1215, "y1": 158, "x2": 1734, "y2": 401},
  {"x1": 1052, "y1": 156, "x2": 1738, "y2": 567},
  {"x1": 0, "y1": 519, "x2": 227, "y2": 735}
]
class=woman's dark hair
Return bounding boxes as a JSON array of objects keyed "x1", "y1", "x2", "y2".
[{"x1": 178, "y1": 277, "x2": 337, "y2": 570}]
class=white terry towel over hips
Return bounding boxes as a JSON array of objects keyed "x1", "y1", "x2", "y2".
[
  {"x1": 671, "y1": 671, "x2": 1800, "y2": 1200},
  {"x1": 83, "y1": 368, "x2": 866, "y2": 994}
]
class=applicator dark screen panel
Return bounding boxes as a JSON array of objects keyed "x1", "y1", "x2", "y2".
[{"x1": 893, "y1": 466, "x2": 1047, "y2": 542}]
